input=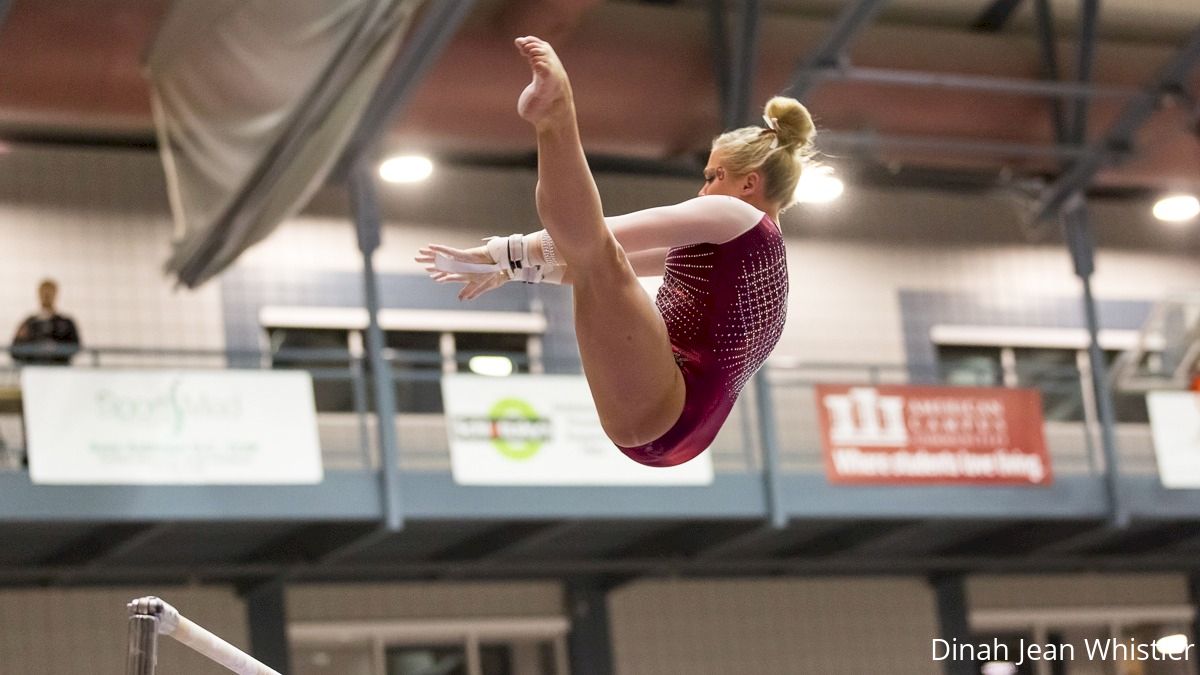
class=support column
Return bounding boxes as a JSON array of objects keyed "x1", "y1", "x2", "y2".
[
  {"x1": 243, "y1": 579, "x2": 292, "y2": 674},
  {"x1": 1063, "y1": 203, "x2": 1128, "y2": 528},
  {"x1": 566, "y1": 579, "x2": 616, "y2": 675},
  {"x1": 349, "y1": 158, "x2": 404, "y2": 531},
  {"x1": 931, "y1": 574, "x2": 974, "y2": 675}
]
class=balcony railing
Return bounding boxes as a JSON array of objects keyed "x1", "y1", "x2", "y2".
[{"x1": 0, "y1": 344, "x2": 1155, "y2": 482}]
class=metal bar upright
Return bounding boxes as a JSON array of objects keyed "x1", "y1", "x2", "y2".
[
  {"x1": 1064, "y1": 203, "x2": 1128, "y2": 529},
  {"x1": 349, "y1": 159, "x2": 404, "y2": 531},
  {"x1": 753, "y1": 365, "x2": 787, "y2": 529},
  {"x1": 243, "y1": 579, "x2": 292, "y2": 674},
  {"x1": 126, "y1": 614, "x2": 159, "y2": 675},
  {"x1": 931, "y1": 575, "x2": 974, "y2": 675}
]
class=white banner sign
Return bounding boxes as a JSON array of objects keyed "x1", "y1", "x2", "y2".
[
  {"x1": 442, "y1": 374, "x2": 713, "y2": 485},
  {"x1": 1148, "y1": 391, "x2": 1200, "y2": 489},
  {"x1": 22, "y1": 368, "x2": 322, "y2": 485}
]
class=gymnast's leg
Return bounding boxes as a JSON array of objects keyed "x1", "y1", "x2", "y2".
[{"x1": 514, "y1": 36, "x2": 684, "y2": 448}]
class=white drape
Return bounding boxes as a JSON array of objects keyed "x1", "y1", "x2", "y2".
[{"x1": 145, "y1": 0, "x2": 424, "y2": 287}]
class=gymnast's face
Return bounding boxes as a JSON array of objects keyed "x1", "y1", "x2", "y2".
[
  {"x1": 699, "y1": 150, "x2": 759, "y2": 202},
  {"x1": 699, "y1": 152, "x2": 738, "y2": 199}
]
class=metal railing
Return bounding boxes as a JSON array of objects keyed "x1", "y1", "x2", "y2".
[{"x1": 0, "y1": 344, "x2": 1155, "y2": 481}]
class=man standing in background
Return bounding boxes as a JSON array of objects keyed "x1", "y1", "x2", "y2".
[{"x1": 10, "y1": 279, "x2": 81, "y2": 366}]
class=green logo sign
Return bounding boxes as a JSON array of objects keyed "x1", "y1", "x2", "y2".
[
  {"x1": 453, "y1": 398, "x2": 552, "y2": 461},
  {"x1": 488, "y1": 398, "x2": 546, "y2": 460}
]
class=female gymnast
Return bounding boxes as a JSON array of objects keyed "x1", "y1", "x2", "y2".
[{"x1": 417, "y1": 36, "x2": 814, "y2": 467}]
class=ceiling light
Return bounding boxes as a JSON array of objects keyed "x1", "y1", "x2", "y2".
[
  {"x1": 1153, "y1": 194, "x2": 1199, "y2": 222},
  {"x1": 1156, "y1": 633, "x2": 1190, "y2": 656},
  {"x1": 468, "y1": 355, "x2": 513, "y2": 377},
  {"x1": 379, "y1": 155, "x2": 433, "y2": 183},
  {"x1": 795, "y1": 165, "x2": 844, "y2": 204},
  {"x1": 981, "y1": 662, "x2": 1016, "y2": 675}
]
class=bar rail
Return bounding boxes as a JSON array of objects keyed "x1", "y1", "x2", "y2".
[{"x1": 126, "y1": 596, "x2": 282, "y2": 675}]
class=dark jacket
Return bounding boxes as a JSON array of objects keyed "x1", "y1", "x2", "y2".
[{"x1": 11, "y1": 313, "x2": 81, "y2": 365}]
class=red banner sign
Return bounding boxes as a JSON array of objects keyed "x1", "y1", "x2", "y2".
[{"x1": 816, "y1": 384, "x2": 1052, "y2": 486}]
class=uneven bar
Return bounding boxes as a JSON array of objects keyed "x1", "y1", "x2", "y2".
[{"x1": 126, "y1": 596, "x2": 283, "y2": 675}]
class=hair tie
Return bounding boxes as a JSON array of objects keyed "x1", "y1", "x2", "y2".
[{"x1": 761, "y1": 115, "x2": 781, "y2": 150}]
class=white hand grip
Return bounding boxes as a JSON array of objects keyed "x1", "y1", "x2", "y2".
[{"x1": 434, "y1": 253, "x2": 502, "y2": 274}]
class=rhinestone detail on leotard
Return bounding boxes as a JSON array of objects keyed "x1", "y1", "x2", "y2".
[
  {"x1": 618, "y1": 214, "x2": 788, "y2": 468},
  {"x1": 657, "y1": 214, "x2": 788, "y2": 400}
]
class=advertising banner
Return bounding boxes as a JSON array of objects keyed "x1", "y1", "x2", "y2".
[
  {"x1": 442, "y1": 374, "x2": 713, "y2": 485},
  {"x1": 22, "y1": 368, "x2": 322, "y2": 485},
  {"x1": 816, "y1": 384, "x2": 1051, "y2": 485},
  {"x1": 1147, "y1": 391, "x2": 1200, "y2": 489}
]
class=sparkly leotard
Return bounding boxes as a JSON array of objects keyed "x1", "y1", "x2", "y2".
[{"x1": 617, "y1": 214, "x2": 788, "y2": 467}]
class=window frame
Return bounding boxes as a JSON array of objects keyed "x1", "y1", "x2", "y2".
[{"x1": 930, "y1": 325, "x2": 1149, "y2": 426}]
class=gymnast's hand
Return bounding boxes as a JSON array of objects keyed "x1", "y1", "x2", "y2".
[{"x1": 416, "y1": 244, "x2": 507, "y2": 301}]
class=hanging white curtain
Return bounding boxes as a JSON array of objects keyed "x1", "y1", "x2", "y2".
[{"x1": 146, "y1": 0, "x2": 425, "y2": 287}]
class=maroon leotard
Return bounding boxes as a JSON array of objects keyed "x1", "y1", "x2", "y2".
[{"x1": 617, "y1": 214, "x2": 788, "y2": 467}]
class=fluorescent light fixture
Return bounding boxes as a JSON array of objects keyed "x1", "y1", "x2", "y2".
[
  {"x1": 468, "y1": 355, "x2": 513, "y2": 377},
  {"x1": 794, "y1": 165, "x2": 844, "y2": 204},
  {"x1": 1156, "y1": 633, "x2": 1190, "y2": 656},
  {"x1": 379, "y1": 155, "x2": 433, "y2": 183},
  {"x1": 981, "y1": 662, "x2": 1017, "y2": 675},
  {"x1": 1153, "y1": 194, "x2": 1199, "y2": 222}
]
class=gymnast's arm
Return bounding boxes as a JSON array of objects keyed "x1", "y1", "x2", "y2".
[
  {"x1": 551, "y1": 248, "x2": 669, "y2": 284},
  {"x1": 527, "y1": 195, "x2": 765, "y2": 277},
  {"x1": 604, "y1": 195, "x2": 765, "y2": 251}
]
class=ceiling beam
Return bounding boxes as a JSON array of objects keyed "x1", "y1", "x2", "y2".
[
  {"x1": 971, "y1": 0, "x2": 1024, "y2": 32},
  {"x1": 820, "y1": 130, "x2": 1094, "y2": 160},
  {"x1": 1070, "y1": 0, "x2": 1100, "y2": 144},
  {"x1": 37, "y1": 523, "x2": 161, "y2": 568},
  {"x1": 0, "y1": 0, "x2": 11, "y2": 42},
  {"x1": 783, "y1": 0, "x2": 888, "y2": 101},
  {"x1": 1033, "y1": 0, "x2": 1068, "y2": 145},
  {"x1": 239, "y1": 523, "x2": 382, "y2": 565},
  {"x1": 464, "y1": 521, "x2": 581, "y2": 562},
  {"x1": 16, "y1": 551, "x2": 1200, "y2": 586},
  {"x1": 1032, "y1": 24, "x2": 1200, "y2": 221},
  {"x1": 837, "y1": 521, "x2": 1002, "y2": 557},
  {"x1": 822, "y1": 66, "x2": 1138, "y2": 99},
  {"x1": 775, "y1": 520, "x2": 914, "y2": 557},
  {"x1": 428, "y1": 522, "x2": 559, "y2": 562}
]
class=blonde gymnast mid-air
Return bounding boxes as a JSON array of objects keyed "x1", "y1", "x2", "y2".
[{"x1": 418, "y1": 36, "x2": 814, "y2": 467}]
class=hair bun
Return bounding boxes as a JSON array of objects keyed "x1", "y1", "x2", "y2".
[{"x1": 763, "y1": 96, "x2": 815, "y2": 151}]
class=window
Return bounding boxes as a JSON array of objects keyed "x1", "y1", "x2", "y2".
[
  {"x1": 386, "y1": 645, "x2": 467, "y2": 675},
  {"x1": 455, "y1": 332, "x2": 533, "y2": 376},
  {"x1": 385, "y1": 330, "x2": 443, "y2": 414},
  {"x1": 970, "y1": 606, "x2": 1194, "y2": 675},
  {"x1": 938, "y1": 346, "x2": 1003, "y2": 387},
  {"x1": 267, "y1": 327, "x2": 355, "y2": 413},
  {"x1": 291, "y1": 618, "x2": 569, "y2": 675},
  {"x1": 261, "y1": 307, "x2": 547, "y2": 414},
  {"x1": 932, "y1": 327, "x2": 1152, "y2": 425},
  {"x1": 1013, "y1": 348, "x2": 1085, "y2": 423}
]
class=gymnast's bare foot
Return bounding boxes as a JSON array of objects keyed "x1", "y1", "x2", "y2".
[{"x1": 515, "y1": 36, "x2": 573, "y2": 127}]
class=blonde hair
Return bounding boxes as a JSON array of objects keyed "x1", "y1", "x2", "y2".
[{"x1": 711, "y1": 96, "x2": 816, "y2": 210}]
